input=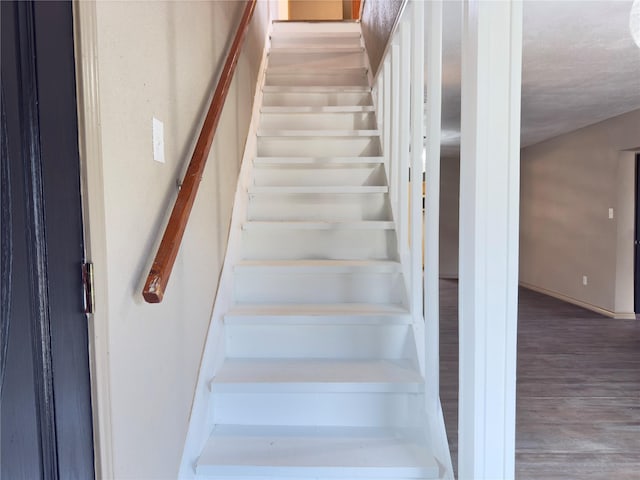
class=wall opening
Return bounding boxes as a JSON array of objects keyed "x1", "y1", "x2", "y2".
[{"x1": 635, "y1": 153, "x2": 640, "y2": 314}]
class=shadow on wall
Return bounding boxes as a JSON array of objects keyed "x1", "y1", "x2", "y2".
[{"x1": 360, "y1": 0, "x2": 404, "y2": 74}]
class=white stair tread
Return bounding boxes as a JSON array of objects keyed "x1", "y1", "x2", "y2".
[
  {"x1": 263, "y1": 86, "x2": 370, "y2": 93},
  {"x1": 243, "y1": 221, "x2": 394, "y2": 231},
  {"x1": 235, "y1": 259, "x2": 401, "y2": 273},
  {"x1": 225, "y1": 303, "x2": 411, "y2": 325},
  {"x1": 269, "y1": 46, "x2": 365, "y2": 54},
  {"x1": 254, "y1": 156, "x2": 383, "y2": 165},
  {"x1": 257, "y1": 129, "x2": 380, "y2": 137},
  {"x1": 213, "y1": 359, "x2": 423, "y2": 392},
  {"x1": 267, "y1": 66, "x2": 367, "y2": 74},
  {"x1": 248, "y1": 185, "x2": 388, "y2": 194},
  {"x1": 270, "y1": 31, "x2": 362, "y2": 39},
  {"x1": 261, "y1": 106, "x2": 375, "y2": 113},
  {"x1": 196, "y1": 425, "x2": 440, "y2": 478},
  {"x1": 226, "y1": 303, "x2": 409, "y2": 318}
]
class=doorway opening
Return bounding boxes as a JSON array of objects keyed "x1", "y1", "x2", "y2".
[
  {"x1": 286, "y1": 0, "x2": 360, "y2": 21},
  {"x1": 635, "y1": 153, "x2": 640, "y2": 314}
]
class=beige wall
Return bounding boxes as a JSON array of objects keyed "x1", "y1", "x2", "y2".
[
  {"x1": 520, "y1": 109, "x2": 639, "y2": 318},
  {"x1": 88, "y1": 1, "x2": 269, "y2": 477},
  {"x1": 439, "y1": 110, "x2": 638, "y2": 318},
  {"x1": 440, "y1": 155, "x2": 460, "y2": 278},
  {"x1": 288, "y1": 0, "x2": 343, "y2": 20},
  {"x1": 360, "y1": 0, "x2": 403, "y2": 75}
]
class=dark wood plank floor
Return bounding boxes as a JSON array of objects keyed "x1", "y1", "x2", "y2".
[{"x1": 439, "y1": 279, "x2": 640, "y2": 479}]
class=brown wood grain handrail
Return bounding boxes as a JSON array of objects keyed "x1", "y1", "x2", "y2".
[{"x1": 143, "y1": 0, "x2": 257, "y2": 303}]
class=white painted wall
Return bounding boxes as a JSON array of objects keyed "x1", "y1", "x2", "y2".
[
  {"x1": 520, "y1": 109, "x2": 639, "y2": 318},
  {"x1": 85, "y1": 1, "x2": 271, "y2": 477}
]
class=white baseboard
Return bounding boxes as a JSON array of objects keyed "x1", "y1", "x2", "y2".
[
  {"x1": 520, "y1": 282, "x2": 637, "y2": 320},
  {"x1": 436, "y1": 277, "x2": 636, "y2": 320}
]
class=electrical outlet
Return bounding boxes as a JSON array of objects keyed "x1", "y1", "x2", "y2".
[
  {"x1": 153, "y1": 117, "x2": 165, "y2": 163},
  {"x1": 582, "y1": 275, "x2": 588, "y2": 286}
]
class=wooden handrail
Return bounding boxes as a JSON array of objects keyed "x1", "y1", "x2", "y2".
[{"x1": 143, "y1": 0, "x2": 257, "y2": 303}]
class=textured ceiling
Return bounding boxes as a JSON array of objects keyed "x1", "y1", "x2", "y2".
[{"x1": 439, "y1": 0, "x2": 640, "y2": 155}]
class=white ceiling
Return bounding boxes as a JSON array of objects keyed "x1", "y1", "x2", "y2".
[{"x1": 439, "y1": 0, "x2": 640, "y2": 155}]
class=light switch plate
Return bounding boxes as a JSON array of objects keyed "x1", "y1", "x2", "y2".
[
  {"x1": 608, "y1": 208, "x2": 614, "y2": 219},
  {"x1": 153, "y1": 117, "x2": 165, "y2": 163}
]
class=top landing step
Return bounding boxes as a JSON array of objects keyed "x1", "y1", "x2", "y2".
[
  {"x1": 263, "y1": 85, "x2": 370, "y2": 93},
  {"x1": 269, "y1": 45, "x2": 364, "y2": 54},
  {"x1": 271, "y1": 31, "x2": 361, "y2": 40},
  {"x1": 272, "y1": 21, "x2": 361, "y2": 35}
]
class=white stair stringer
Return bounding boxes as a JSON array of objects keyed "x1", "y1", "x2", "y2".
[{"x1": 181, "y1": 21, "x2": 448, "y2": 480}]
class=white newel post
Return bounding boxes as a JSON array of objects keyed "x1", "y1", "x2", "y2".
[
  {"x1": 458, "y1": 1, "x2": 523, "y2": 479},
  {"x1": 424, "y1": 0, "x2": 443, "y2": 413}
]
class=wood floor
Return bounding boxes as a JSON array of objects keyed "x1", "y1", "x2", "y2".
[{"x1": 439, "y1": 279, "x2": 640, "y2": 479}]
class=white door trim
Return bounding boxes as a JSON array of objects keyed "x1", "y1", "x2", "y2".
[{"x1": 73, "y1": 3, "x2": 115, "y2": 479}]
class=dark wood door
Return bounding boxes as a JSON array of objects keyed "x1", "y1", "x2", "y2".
[
  {"x1": 635, "y1": 153, "x2": 640, "y2": 314},
  {"x1": 1, "y1": 1, "x2": 95, "y2": 478}
]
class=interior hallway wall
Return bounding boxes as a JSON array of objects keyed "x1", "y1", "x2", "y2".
[
  {"x1": 520, "y1": 109, "x2": 639, "y2": 318},
  {"x1": 87, "y1": 1, "x2": 271, "y2": 477},
  {"x1": 438, "y1": 110, "x2": 638, "y2": 319}
]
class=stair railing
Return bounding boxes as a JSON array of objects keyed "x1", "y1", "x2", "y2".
[
  {"x1": 372, "y1": 0, "x2": 442, "y2": 410},
  {"x1": 142, "y1": 0, "x2": 257, "y2": 303}
]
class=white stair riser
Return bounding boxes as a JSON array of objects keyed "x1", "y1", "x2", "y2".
[
  {"x1": 234, "y1": 271, "x2": 404, "y2": 304},
  {"x1": 272, "y1": 22, "x2": 361, "y2": 35},
  {"x1": 225, "y1": 324, "x2": 414, "y2": 359},
  {"x1": 242, "y1": 229, "x2": 397, "y2": 261},
  {"x1": 268, "y1": 51, "x2": 366, "y2": 69},
  {"x1": 247, "y1": 193, "x2": 390, "y2": 221},
  {"x1": 258, "y1": 137, "x2": 381, "y2": 157},
  {"x1": 253, "y1": 164, "x2": 384, "y2": 186},
  {"x1": 212, "y1": 392, "x2": 422, "y2": 428},
  {"x1": 263, "y1": 91, "x2": 372, "y2": 107},
  {"x1": 260, "y1": 112, "x2": 376, "y2": 131},
  {"x1": 270, "y1": 35, "x2": 361, "y2": 49},
  {"x1": 266, "y1": 72, "x2": 368, "y2": 87}
]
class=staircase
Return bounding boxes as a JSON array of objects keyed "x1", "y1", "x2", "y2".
[{"x1": 192, "y1": 22, "x2": 443, "y2": 479}]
